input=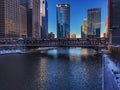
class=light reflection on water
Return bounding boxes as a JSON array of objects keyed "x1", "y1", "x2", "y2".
[{"x1": 0, "y1": 48, "x2": 102, "y2": 90}]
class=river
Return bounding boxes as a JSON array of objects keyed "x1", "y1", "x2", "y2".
[{"x1": 0, "y1": 48, "x2": 102, "y2": 90}]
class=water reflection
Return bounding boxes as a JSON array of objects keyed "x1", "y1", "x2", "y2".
[{"x1": 0, "y1": 48, "x2": 102, "y2": 90}]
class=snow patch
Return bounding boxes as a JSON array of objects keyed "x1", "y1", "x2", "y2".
[{"x1": 0, "y1": 50, "x2": 22, "y2": 55}]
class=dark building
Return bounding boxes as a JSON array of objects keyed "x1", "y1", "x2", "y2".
[
  {"x1": 56, "y1": 4, "x2": 70, "y2": 39},
  {"x1": 48, "y1": 32, "x2": 55, "y2": 39},
  {"x1": 19, "y1": 5, "x2": 27, "y2": 38},
  {"x1": 20, "y1": 0, "x2": 40, "y2": 38},
  {"x1": 87, "y1": 8, "x2": 101, "y2": 38},
  {"x1": 40, "y1": 0, "x2": 48, "y2": 39},
  {"x1": 0, "y1": 0, "x2": 20, "y2": 38},
  {"x1": 108, "y1": 0, "x2": 120, "y2": 45}
]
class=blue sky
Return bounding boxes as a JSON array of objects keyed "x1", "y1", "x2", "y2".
[{"x1": 47, "y1": 0, "x2": 108, "y2": 38}]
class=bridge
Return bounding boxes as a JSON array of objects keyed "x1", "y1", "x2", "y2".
[{"x1": 0, "y1": 38, "x2": 108, "y2": 50}]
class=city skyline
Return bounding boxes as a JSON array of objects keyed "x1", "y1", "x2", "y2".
[
  {"x1": 47, "y1": 0, "x2": 107, "y2": 38},
  {"x1": 0, "y1": 1, "x2": 120, "y2": 90}
]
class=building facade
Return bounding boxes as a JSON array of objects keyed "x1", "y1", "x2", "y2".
[
  {"x1": 19, "y1": 5, "x2": 27, "y2": 38},
  {"x1": 108, "y1": 0, "x2": 120, "y2": 44},
  {"x1": 20, "y1": 0, "x2": 40, "y2": 38},
  {"x1": 0, "y1": 0, "x2": 20, "y2": 38},
  {"x1": 56, "y1": 4, "x2": 70, "y2": 39},
  {"x1": 40, "y1": 0, "x2": 48, "y2": 39},
  {"x1": 87, "y1": 8, "x2": 101, "y2": 38},
  {"x1": 81, "y1": 19, "x2": 88, "y2": 38},
  {"x1": 71, "y1": 34, "x2": 76, "y2": 39},
  {"x1": 48, "y1": 32, "x2": 55, "y2": 39},
  {"x1": 105, "y1": 17, "x2": 108, "y2": 38}
]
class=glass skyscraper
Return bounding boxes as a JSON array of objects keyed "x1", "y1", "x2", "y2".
[
  {"x1": 108, "y1": 0, "x2": 120, "y2": 44},
  {"x1": 87, "y1": 8, "x2": 101, "y2": 38},
  {"x1": 56, "y1": 4, "x2": 70, "y2": 39}
]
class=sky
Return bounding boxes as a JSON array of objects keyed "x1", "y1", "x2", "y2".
[{"x1": 47, "y1": 0, "x2": 108, "y2": 38}]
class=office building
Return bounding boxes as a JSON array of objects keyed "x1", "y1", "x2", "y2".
[
  {"x1": 20, "y1": 0, "x2": 40, "y2": 38},
  {"x1": 108, "y1": 0, "x2": 120, "y2": 44},
  {"x1": 81, "y1": 19, "x2": 88, "y2": 38},
  {"x1": 102, "y1": 33, "x2": 106, "y2": 38},
  {"x1": 0, "y1": 0, "x2": 20, "y2": 38},
  {"x1": 56, "y1": 4, "x2": 70, "y2": 39},
  {"x1": 71, "y1": 34, "x2": 76, "y2": 39},
  {"x1": 87, "y1": 8, "x2": 101, "y2": 38},
  {"x1": 105, "y1": 17, "x2": 108, "y2": 38},
  {"x1": 19, "y1": 5, "x2": 27, "y2": 38},
  {"x1": 40, "y1": 0, "x2": 48, "y2": 39},
  {"x1": 81, "y1": 26, "x2": 85, "y2": 39},
  {"x1": 48, "y1": 32, "x2": 55, "y2": 39}
]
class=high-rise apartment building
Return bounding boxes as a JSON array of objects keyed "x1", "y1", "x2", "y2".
[
  {"x1": 87, "y1": 8, "x2": 101, "y2": 38},
  {"x1": 108, "y1": 0, "x2": 120, "y2": 44},
  {"x1": 0, "y1": 0, "x2": 20, "y2": 38},
  {"x1": 40, "y1": 0, "x2": 48, "y2": 39},
  {"x1": 56, "y1": 4, "x2": 70, "y2": 39}
]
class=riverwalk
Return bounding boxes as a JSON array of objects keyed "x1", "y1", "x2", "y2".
[{"x1": 103, "y1": 54, "x2": 120, "y2": 90}]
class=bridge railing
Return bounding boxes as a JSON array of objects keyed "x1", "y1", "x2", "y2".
[{"x1": 0, "y1": 38, "x2": 108, "y2": 47}]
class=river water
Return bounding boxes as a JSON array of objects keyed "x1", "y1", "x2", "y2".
[{"x1": 0, "y1": 48, "x2": 102, "y2": 90}]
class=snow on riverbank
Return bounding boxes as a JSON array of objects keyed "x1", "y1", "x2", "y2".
[
  {"x1": 0, "y1": 47, "x2": 57, "y2": 55},
  {"x1": 103, "y1": 54, "x2": 120, "y2": 90},
  {"x1": 0, "y1": 50, "x2": 22, "y2": 55},
  {"x1": 37, "y1": 47, "x2": 57, "y2": 51}
]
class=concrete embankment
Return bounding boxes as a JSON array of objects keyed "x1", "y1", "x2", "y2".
[
  {"x1": 102, "y1": 53, "x2": 120, "y2": 90},
  {"x1": 108, "y1": 45, "x2": 120, "y2": 57},
  {"x1": 102, "y1": 45, "x2": 120, "y2": 90}
]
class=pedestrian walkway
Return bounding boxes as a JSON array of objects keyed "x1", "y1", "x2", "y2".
[{"x1": 103, "y1": 55, "x2": 119, "y2": 90}]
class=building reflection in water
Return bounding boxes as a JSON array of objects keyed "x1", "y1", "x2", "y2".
[
  {"x1": 38, "y1": 57, "x2": 48, "y2": 89},
  {"x1": 0, "y1": 48, "x2": 102, "y2": 90}
]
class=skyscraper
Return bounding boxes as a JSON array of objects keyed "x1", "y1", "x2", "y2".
[
  {"x1": 108, "y1": 0, "x2": 120, "y2": 44},
  {"x1": 81, "y1": 19, "x2": 88, "y2": 38},
  {"x1": 19, "y1": 5, "x2": 27, "y2": 38},
  {"x1": 20, "y1": 0, "x2": 40, "y2": 38},
  {"x1": 105, "y1": 17, "x2": 108, "y2": 38},
  {"x1": 0, "y1": 0, "x2": 20, "y2": 38},
  {"x1": 87, "y1": 8, "x2": 101, "y2": 38},
  {"x1": 56, "y1": 4, "x2": 70, "y2": 39},
  {"x1": 40, "y1": 0, "x2": 48, "y2": 39}
]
